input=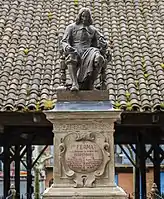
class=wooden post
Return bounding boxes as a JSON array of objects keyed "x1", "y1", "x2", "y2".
[
  {"x1": 135, "y1": 142, "x2": 140, "y2": 199},
  {"x1": 153, "y1": 144, "x2": 161, "y2": 193},
  {"x1": 15, "y1": 145, "x2": 20, "y2": 199},
  {"x1": 3, "y1": 145, "x2": 10, "y2": 197},
  {"x1": 139, "y1": 134, "x2": 146, "y2": 199},
  {"x1": 26, "y1": 145, "x2": 33, "y2": 199}
]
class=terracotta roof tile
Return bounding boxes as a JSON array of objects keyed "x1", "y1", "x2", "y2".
[{"x1": 0, "y1": 0, "x2": 164, "y2": 111}]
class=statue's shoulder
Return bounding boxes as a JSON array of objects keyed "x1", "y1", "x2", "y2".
[
  {"x1": 89, "y1": 25, "x2": 96, "y2": 30},
  {"x1": 89, "y1": 25, "x2": 99, "y2": 32},
  {"x1": 86, "y1": 25, "x2": 97, "y2": 35},
  {"x1": 66, "y1": 23, "x2": 76, "y2": 30}
]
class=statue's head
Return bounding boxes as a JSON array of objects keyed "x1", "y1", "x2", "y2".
[{"x1": 76, "y1": 7, "x2": 93, "y2": 26}]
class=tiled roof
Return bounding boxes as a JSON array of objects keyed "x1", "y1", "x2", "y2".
[{"x1": 0, "y1": 0, "x2": 164, "y2": 112}]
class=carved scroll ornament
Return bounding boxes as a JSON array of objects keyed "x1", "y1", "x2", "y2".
[{"x1": 59, "y1": 132, "x2": 110, "y2": 188}]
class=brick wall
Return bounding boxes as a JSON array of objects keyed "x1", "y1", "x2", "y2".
[
  {"x1": 45, "y1": 167, "x2": 53, "y2": 188},
  {"x1": 118, "y1": 173, "x2": 133, "y2": 195},
  {"x1": 146, "y1": 168, "x2": 154, "y2": 193},
  {"x1": 117, "y1": 168, "x2": 154, "y2": 196}
]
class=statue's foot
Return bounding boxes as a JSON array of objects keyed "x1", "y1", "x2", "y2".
[
  {"x1": 56, "y1": 85, "x2": 67, "y2": 91},
  {"x1": 93, "y1": 87, "x2": 99, "y2": 90},
  {"x1": 70, "y1": 85, "x2": 79, "y2": 91}
]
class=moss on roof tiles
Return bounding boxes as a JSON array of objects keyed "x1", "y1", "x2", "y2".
[{"x1": 0, "y1": 0, "x2": 163, "y2": 112}]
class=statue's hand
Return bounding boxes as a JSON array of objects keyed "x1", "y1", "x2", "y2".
[
  {"x1": 100, "y1": 48, "x2": 106, "y2": 55},
  {"x1": 105, "y1": 49, "x2": 112, "y2": 62},
  {"x1": 66, "y1": 46, "x2": 76, "y2": 53}
]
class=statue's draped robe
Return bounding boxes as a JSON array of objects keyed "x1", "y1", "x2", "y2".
[{"x1": 61, "y1": 23, "x2": 107, "y2": 83}]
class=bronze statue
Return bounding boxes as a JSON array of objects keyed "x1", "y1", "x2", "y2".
[{"x1": 60, "y1": 7, "x2": 111, "y2": 91}]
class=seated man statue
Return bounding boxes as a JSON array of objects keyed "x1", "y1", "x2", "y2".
[{"x1": 61, "y1": 7, "x2": 110, "y2": 91}]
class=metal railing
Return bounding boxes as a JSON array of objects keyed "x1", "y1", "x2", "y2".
[
  {"x1": 6, "y1": 193, "x2": 14, "y2": 199},
  {"x1": 149, "y1": 183, "x2": 164, "y2": 199},
  {"x1": 0, "y1": 193, "x2": 44, "y2": 199},
  {"x1": 1, "y1": 183, "x2": 163, "y2": 199},
  {"x1": 0, "y1": 193, "x2": 14, "y2": 199},
  {"x1": 153, "y1": 193, "x2": 164, "y2": 199},
  {"x1": 129, "y1": 183, "x2": 164, "y2": 199}
]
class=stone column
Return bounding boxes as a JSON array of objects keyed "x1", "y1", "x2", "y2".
[{"x1": 43, "y1": 91, "x2": 127, "y2": 199}]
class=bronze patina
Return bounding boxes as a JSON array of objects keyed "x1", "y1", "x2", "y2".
[{"x1": 60, "y1": 8, "x2": 111, "y2": 91}]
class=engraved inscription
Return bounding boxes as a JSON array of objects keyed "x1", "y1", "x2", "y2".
[
  {"x1": 59, "y1": 132, "x2": 110, "y2": 187},
  {"x1": 65, "y1": 141, "x2": 103, "y2": 173},
  {"x1": 54, "y1": 122, "x2": 114, "y2": 132}
]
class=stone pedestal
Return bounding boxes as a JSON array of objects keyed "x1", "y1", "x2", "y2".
[{"x1": 43, "y1": 91, "x2": 127, "y2": 199}]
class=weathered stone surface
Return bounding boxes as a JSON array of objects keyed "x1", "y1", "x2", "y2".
[
  {"x1": 43, "y1": 108, "x2": 127, "y2": 199},
  {"x1": 56, "y1": 90, "x2": 109, "y2": 101},
  {"x1": 59, "y1": 131, "x2": 110, "y2": 188},
  {"x1": 43, "y1": 186, "x2": 127, "y2": 199},
  {"x1": 65, "y1": 140, "x2": 103, "y2": 173}
]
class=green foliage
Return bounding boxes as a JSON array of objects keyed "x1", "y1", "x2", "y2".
[
  {"x1": 126, "y1": 106, "x2": 132, "y2": 111},
  {"x1": 48, "y1": 12, "x2": 53, "y2": 20},
  {"x1": 141, "y1": 57, "x2": 145, "y2": 64},
  {"x1": 142, "y1": 62, "x2": 146, "y2": 69},
  {"x1": 126, "y1": 102, "x2": 132, "y2": 111},
  {"x1": 36, "y1": 101, "x2": 41, "y2": 112},
  {"x1": 161, "y1": 63, "x2": 164, "y2": 69},
  {"x1": 160, "y1": 103, "x2": 164, "y2": 109},
  {"x1": 139, "y1": 7, "x2": 144, "y2": 14},
  {"x1": 114, "y1": 101, "x2": 121, "y2": 109},
  {"x1": 135, "y1": 80, "x2": 139, "y2": 88},
  {"x1": 44, "y1": 99, "x2": 54, "y2": 110},
  {"x1": 24, "y1": 48, "x2": 29, "y2": 55},
  {"x1": 126, "y1": 102, "x2": 132, "y2": 107},
  {"x1": 141, "y1": 57, "x2": 149, "y2": 79},
  {"x1": 125, "y1": 91, "x2": 130, "y2": 100},
  {"x1": 144, "y1": 73, "x2": 149, "y2": 78},
  {"x1": 74, "y1": 0, "x2": 78, "y2": 6},
  {"x1": 26, "y1": 88, "x2": 30, "y2": 96},
  {"x1": 23, "y1": 106, "x2": 29, "y2": 112},
  {"x1": 141, "y1": 57, "x2": 146, "y2": 70}
]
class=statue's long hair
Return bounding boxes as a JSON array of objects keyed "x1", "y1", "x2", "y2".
[{"x1": 75, "y1": 8, "x2": 93, "y2": 25}]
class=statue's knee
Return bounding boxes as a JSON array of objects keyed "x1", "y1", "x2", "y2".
[
  {"x1": 65, "y1": 54, "x2": 79, "y2": 65},
  {"x1": 94, "y1": 54, "x2": 104, "y2": 67}
]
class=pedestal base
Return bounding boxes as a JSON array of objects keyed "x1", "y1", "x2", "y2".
[
  {"x1": 43, "y1": 91, "x2": 126, "y2": 199},
  {"x1": 43, "y1": 185, "x2": 127, "y2": 199}
]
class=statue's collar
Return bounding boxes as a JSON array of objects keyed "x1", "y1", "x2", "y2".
[{"x1": 74, "y1": 24, "x2": 94, "y2": 34}]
